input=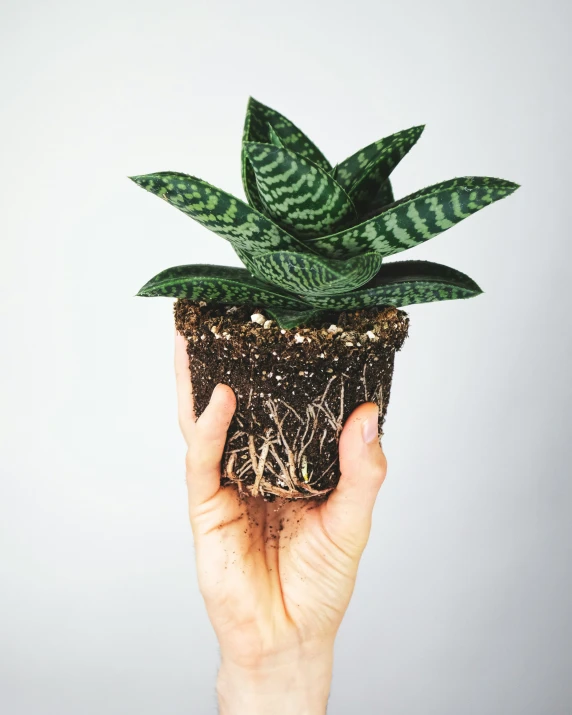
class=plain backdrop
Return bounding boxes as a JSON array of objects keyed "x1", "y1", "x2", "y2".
[{"x1": 1, "y1": 0, "x2": 571, "y2": 713}]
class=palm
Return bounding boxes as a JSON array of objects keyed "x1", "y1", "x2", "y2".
[{"x1": 191, "y1": 485, "x2": 363, "y2": 661}]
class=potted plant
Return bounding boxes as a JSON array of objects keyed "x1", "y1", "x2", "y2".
[{"x1": 131, "y1": 97, "x2": 518, "y2": 501}]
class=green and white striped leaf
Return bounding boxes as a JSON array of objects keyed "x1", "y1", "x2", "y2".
[
  {"x1": 242, "y1": 97, "x2": 331, "y2": 211},
  {"x1": 245, "y1": 142, "x2": 357, "y2": 240},
  {"x1": 137, "y1": 264, "x2": 311, "y2": 309},
  {"x1": 244, "y1": 97, "x2": 331, "y2": 169},
  {"x1": 337, "y1": 126, "x2": 425, "y2": 215},
  {"x1": 129, "y1": 172, "x2": 307, "y2": 256},
  {"x1": 305, "y1": 260, "x2": 482, "y2": 309},
  {"x1": 250, "y1": 250, "x2": 382, "y2": 296},
  {"x1": 266, "y1": 306, "x2": 326, "y2": 330},
  {"x1": 306, "y1": 176, "x2": 520, "y2": 259}
]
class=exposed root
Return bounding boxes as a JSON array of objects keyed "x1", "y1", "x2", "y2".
[{"x1": 221, "y1": 371, "x2": 385, "y2": 500}]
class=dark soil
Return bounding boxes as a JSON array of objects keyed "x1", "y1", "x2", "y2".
[{"x1": 174, "y1": 301, "x2": 409, "y2": 501}]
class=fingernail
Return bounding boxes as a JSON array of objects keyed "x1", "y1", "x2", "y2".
[{"x1": 362, "y1": 409, "x2": 379, "y2": 444}]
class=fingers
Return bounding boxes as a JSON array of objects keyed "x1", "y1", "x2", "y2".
[
  {"x1": 322, "y1": 402, "x2": 387, "y2": 551},
  {"x1": 186, "y1": 383, "x2": 237, "y2": 509},
  {"x1": 175, "y1": 331, "x2": 195, "y2": 445}
]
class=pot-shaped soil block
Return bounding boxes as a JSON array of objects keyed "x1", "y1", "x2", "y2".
[{"x1": 175, "y1": 301, "x2": 408, "y2": 500}]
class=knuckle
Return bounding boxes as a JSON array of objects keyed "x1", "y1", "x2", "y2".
[
  {"x1": 371, "y1": 455, "x2": 388, "y2": 484},
  {"x1": 185, "y1": 445, "x2": 219, "y2": 479}
]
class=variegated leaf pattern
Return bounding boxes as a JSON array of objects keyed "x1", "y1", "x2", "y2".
[
  {"x1": 266, "y1": 306, "x2": 326, "y2": 330},
  {"x1": 129, "y1": 172, "x2": 307, "y2": 255},
  {"x1": 338, "y1": 126, "x2": 425, "y2": 215},
  {"x1": 245, "y1": 142, "x2": 357, "y2": 240},
  {"x1": 306, "y1": 176, "x2": 520, "y2": 259},
  {"x1": 241, "y1": 97, "x2": 332, "y2": 212},
  {"x1": 245, "y1": 97, "x2": 331, "y2": 169},
  {"x1": 250, "y1": 250, "x2": 382, "y2": 296},
  {"x1": 305, "y1": 260, "x2": 482, "y2": 309},
  {"x1": 137, "y1": 264, "x2": 311, "y2": 309}
]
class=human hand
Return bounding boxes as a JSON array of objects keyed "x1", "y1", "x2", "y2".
[{"x1": 175, "y1": 333, "x2": 388, "y2": 715}]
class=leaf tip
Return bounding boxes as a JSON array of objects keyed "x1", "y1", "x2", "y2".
[
  {"x1": 247, "y1": 96, "x2": 263, "y2": 110},
  {"x1": 136, "y1": 279, "x2": 155, "y2": 296}
]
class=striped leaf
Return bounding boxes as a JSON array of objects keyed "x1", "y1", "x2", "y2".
[
  {"x1": 266, "y1": 306, "x2": 326, "y2": 330},
  {"x1": 129, "y1": 172, "x2": 307, "y2": 256},
  {"x1": 306, "y1": 176, "x2": 520, "y2": 259},
  {"x1": 137, "y1": 264, "x2": 310, "y2": 309},
  {"x1": 250, "y1": 250, "x2": 382, "y2": 296},
  {"x1": 305, "y1": 260, "x2": 482, "y2": 309},
  {"x1": 337, "y1": 126, "x2": 425, "y2": 215},
  {"x1": 244, "y1": 142, "x2": 357, "y2": 240},
  {"x1": 241, "y1": 97, "x2": 331, "y2": 212}
]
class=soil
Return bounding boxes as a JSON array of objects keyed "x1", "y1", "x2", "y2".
[{"x1": 174, "y1": 301, "x2": 409, "y2": 501}]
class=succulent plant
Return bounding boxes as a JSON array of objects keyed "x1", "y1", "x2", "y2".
[{"x1": 132, "y1": 97, "x2": 519, "y2": 329}]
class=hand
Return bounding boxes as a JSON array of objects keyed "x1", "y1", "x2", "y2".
[{"x1": 175, "y1": 333, "x2": 388, "y2": 715}]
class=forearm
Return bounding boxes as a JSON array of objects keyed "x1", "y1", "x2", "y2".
[{"x1": 217, "y1": 646, "x2": 334, "y2": 715}]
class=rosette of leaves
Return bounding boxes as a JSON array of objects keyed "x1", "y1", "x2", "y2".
[{"x1": 132, "y1": 97, "x2": 519, "y2": 329}]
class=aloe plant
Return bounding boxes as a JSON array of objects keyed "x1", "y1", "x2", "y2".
[{"x1": 132, "y1": 97, "x2": 519, "y2": 329}]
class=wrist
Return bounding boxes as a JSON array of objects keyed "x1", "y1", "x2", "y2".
[{"x1": 217, "y1": 641, "x2": 334, "y2": 715}]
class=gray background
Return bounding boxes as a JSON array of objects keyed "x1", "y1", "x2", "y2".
[{"x1": 1, "y1": 0, "x2": 571, "y2": 712}]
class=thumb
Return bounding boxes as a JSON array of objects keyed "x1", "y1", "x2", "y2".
[
  {"x1": 322, "y1": 402, "x2": 387, "y2": 552},
  {"x1": 186, "y1": 383, "x2": 237, "y2": 510}
]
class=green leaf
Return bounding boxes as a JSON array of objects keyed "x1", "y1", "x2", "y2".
[
  {"x1": 335, "y1": 126, "x2": 425, "y2": 215},
  {"x1": 305, "y1": 260, "x2": 482, "y2": 309},
  {"x1": 306, "y1": 176, "x2": 520, "y2": 259},
  {"x1": 244, "y1": 142, "x2": 357, "y2": 240},
  {"x1": 266, "y1": 306, "x2": 326, "y2": 330},
  {"x1": 241, "y1": 97, "x2": 331, "y2": 210},
  {"x1": 249, "y1": 250, "x2": 382, "y2": 296},
  {"x1": 129, "y1": 172, "x2": 308, "y2": 257},
  {"x1": 245, "y1": 97, "x2": 331, "y2": 170},
  {"x1": 136, "y1": 264, "x2": 311, "y2": 309},
  {"x1": 368, "y1": 178, "x2": 395, "y2": 214},
  {"x1": 267, "y1": 124, "x2": 284, "y2": 148}
]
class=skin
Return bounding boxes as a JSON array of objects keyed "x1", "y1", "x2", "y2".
[{"x1": 175, "y1": 332, "x2": 388, "y2": 714}]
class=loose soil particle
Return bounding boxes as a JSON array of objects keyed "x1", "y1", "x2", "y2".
[{"x1": 175, "y1": 301, "x2": 409, "y2": 501}]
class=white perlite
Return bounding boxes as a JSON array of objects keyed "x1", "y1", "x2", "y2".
[
  {"x1": 251, "y1": 313, "x2": 265, "y2": 325},
  {"x1": 294, "y1": 333, "x2": 305, "y2": 343},
  {"x1": 263, "y1": 320, "x2": 274, "y2": 329}
]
